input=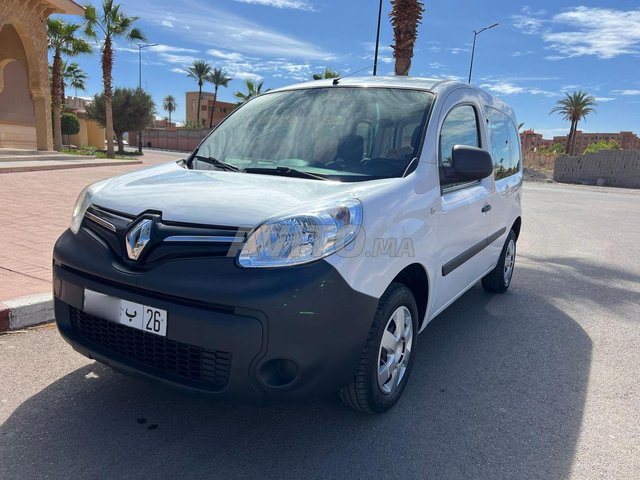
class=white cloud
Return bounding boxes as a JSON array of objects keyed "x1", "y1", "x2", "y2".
[
  {"x1": 612, "y1": 89, "x2": 640, "y2": 96},
  {"x1": 448, "y1": 47, "x2": 469, "y2": 55},
  {"x1": 513, "y1": 7, "x2": 546, "y2": 34},
  {"x1": 150, "y1": 44, "x2": 199, "y2": 54},
  {"x1": 131, "y1": 1, "x2": 332, "y2": 61},
  {"x1": 230, "y1": 71, "x2": 264, "y2": 82},
  {"x1": 206, "y1": 49, "x2": 246, "y2": 62},
  {"x1": 157, "y1": 14, "x2": 177, "y2": 29},
  {"x1": 514, "y1": 6, "x2": 640, "y2": 59},
  {"x1": 511, "y1": 51, "x2": 534, "y2": 57},
  {"x1": 156, "y1": 53, "x2": 200, "y2": 67},
  {"x1": 233, "y1": 0, "x2": 315, "y2": 11},
  {"x1": 594, "y1": 97, "x2": 615, "y2": 102},
  {"x1": 480, "y1": 81, "x2": 556, "y2": 97}
]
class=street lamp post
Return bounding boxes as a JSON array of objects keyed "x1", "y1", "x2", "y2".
[
  {"x1": 468, "y1": 23, "x2": 498, "y2": 84},
  {"x1": 137, "y1": 43, "x2": 158, "y2": 153},
  {"x1": 373, "y1": 0, "x2": 383, "y2": 76}
]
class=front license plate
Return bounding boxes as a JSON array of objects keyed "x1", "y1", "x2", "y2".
[{"x1": 84, "y1": 290, "x2": 168, "y2": 337}]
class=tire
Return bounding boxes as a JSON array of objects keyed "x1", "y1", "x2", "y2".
[
  {"x1": 339, "y1": 283, "x2": 418, "y2": 414},
  {"x1": 482, "y1": 229, "x2": 517, "y2": 293}
]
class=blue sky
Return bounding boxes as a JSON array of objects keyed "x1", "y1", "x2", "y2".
[{"x1": 54, "y1": 0, "x2": 640, "y2": 138}]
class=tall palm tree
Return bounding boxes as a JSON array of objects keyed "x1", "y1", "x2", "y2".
[
  {"x1": 312, "y1": 68, "x2": 340, "y2": 80},
  {"x1": 84, "y1": 0, "x2": 145, "y2": 158},
  {"x1": 186, "y1": 60, "x2": 212, "y2": 127},
  {"x1": 389, "y1": 0, "x2": 425, "y2": 76},
  {"x1": 162, "y1": 95, "x2": 177, "y2": 126},
  {"x1": 64, "y1": 62, "x2": 88, "y2": 98},
  {"x1": 551, "y1": 91, "x2": 597, "y2": 155},
  {"x1": 234, "y1": 79, "x2": 266, "y2": 103},
  {"x1": 206, "y1": 68, "x2": 232, "y2": 128},
  {"x1": 47, "y1": 19, "x2": 91, "y2": 151}
]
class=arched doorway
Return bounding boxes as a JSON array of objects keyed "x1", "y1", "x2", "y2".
[{"x1": 0, "y1": 22, "x2": 51, "y2": 150}]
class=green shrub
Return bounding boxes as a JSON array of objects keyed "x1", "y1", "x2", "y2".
[
  {"x1": 61, "y1": 112, "x2": 80, "y2": 136},
  {"x1": 583, "y1": 140, "x2": 621, "y2": 154}
]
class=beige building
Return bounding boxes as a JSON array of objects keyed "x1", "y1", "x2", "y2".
[
  {"x1": 0, "y1": 0, "x2": 84, "y2": 150},
  {"x1": 185, "y1": 91, "x2": 236, "y2": 127},
  {"x1": 65, "y1": 96, "x2": 106, "y2": 149}
]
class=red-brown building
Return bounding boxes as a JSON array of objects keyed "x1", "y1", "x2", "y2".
[
  {"x1": 520, "y1": 129, "x2": 640, "y2": 153},
  {"x1": 185, "y1": 91, "x2": 236, "y2": 127},
  {"x1": 520, "y1": 129, "x2": 553, "y2": 153}
]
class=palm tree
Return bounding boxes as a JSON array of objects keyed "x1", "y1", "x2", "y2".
[
  {"x1": 84, "y1": 0, "x2": 145, "y2": 158},
  {"x1": 64, "y1": 62, "x2": 88, "y2": 98},
  {"x1": 186, "y1": 60, "x2": 212, "y2": 127},
  {"x1": 162, "y1": 95, "x2": 177, "y2": 127},
  {"x1": 47, "y1": 19, "x2": 91, "y2": 151},
  {"x1": 551, "y1": 91, "x2": 597, "y2": 155},
  {"x1": 234, "y1": 79, "x2": 266, "y2": 103},
  {"x1": 312, "y1": 68, "x2": 340, "y2": 80},
  {"x1": 389, "y1": 0, "x2": 425, "y2": 76},
  {"x1": 206, "y1": 68, "x2": 232, "y2": 128}
]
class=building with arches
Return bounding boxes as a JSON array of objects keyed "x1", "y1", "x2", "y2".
[{"x1": 0, "y1": 0, "x2": 84, "y2": 150}]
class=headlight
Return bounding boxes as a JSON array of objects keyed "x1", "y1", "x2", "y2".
[
  {"x1": 70, "y1": 180, "x2": 108, "y2": 234},
  {"x1": 237, "y1": 199, "x2": 363, "y2": 268}
]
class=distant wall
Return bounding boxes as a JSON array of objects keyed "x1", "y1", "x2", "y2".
[
  {"x1": 554, "y1": 150, "x2": 640, "y2": 188},
  {"x1": 129, "y1": 128, "x2": 211, "y2": 152},
  {"x1": 68, "y1": 117, "x2": 105, "y2": 149},
  {"x1": 524, "y1": 153, "x2": 556, "y2": 171}
]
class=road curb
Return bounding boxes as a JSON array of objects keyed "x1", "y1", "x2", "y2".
[{"x1": 0, "y1": 292, "x2": 53, "y2": 333}]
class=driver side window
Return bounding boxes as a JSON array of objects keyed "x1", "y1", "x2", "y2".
[{"x1": 439, "y1": 105, "x2": 480, "y2": 167}]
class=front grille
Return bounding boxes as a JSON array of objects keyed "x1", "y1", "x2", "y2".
[
  {"x1": 70, "y1": 307, "x2": 231, "y2": 390},
  {"x1": 84, "y1": 206, "x2": 243, "y2": 265}
]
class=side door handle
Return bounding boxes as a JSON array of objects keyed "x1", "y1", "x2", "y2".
[{"x1": 481, "y1": 204, "x2": 492, "y2": 213}]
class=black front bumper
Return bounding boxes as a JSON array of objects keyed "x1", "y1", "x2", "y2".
[{"x1": 53, "y1": 227, "x2": 378, "y2": 404}]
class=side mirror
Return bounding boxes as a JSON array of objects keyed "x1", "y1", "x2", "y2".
[{"x1": 451, "y1": 145, "x2": 494, "y2": 181}]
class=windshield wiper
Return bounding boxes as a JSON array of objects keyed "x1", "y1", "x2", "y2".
[
  {"x1": 194, "y1": 155, "x2": 240, "y2": 172},
  {"x1": 244, "y1": 166, "x2": 327, "y2": 181}
]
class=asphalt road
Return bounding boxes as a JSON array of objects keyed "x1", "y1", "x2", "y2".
[{"x1": 1, "y1": 182, "x2": 639, "y2": 479}]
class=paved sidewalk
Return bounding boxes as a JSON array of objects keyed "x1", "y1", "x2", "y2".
[{"x1": 0, "y1": 150, "x2": 184, "y2": 302}]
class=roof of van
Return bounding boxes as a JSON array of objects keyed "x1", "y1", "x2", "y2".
[{"x1": 270, "y1": 76, "x2": 517, "y2": 120}]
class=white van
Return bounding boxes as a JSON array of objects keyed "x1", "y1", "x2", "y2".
[{"x1": 53, "y1": 77, "x2": 522, "y2": 413}]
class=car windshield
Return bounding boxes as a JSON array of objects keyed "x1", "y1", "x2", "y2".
[{"x1": 191, "y1": 87, "x2": 434, "y2": 181}]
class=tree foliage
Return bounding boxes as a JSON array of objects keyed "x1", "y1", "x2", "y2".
[
  {"x1": 186, "y1": 60, "x2": 212, "y2": 126},
  {"x1": 162, "y1": 95, "x2": 177, "y2": 125},
  {"x1": 234, "y1": 79, "x2": 267, "y2": 103},
  {"x1": 538, "y1": 143, "x2": 565, "y2": 156},
  {"x1": 47, "y1": 18, "x2": 91, "y2": 151},
  {"x1": 583, "y1": 140, "x2": 621, "y2": 154},
  {"x1": 312, "y1": 68, "x2": 340, "y2": 80},
  {"x1": 550, "y1": 91, "x2": 597, "y2": 155},
  {"x1": 61, "y1": 112, "x2": 80, "y2": 136},
  {"x1": 86, "y1": 88, "x2": 155, "y2": 152},
  {"x1": 84, "y1": 0, "x2": 146, "y2": 158},
  {"x1": 206, "y1": 68, "x2": 232, "y2": 128}
]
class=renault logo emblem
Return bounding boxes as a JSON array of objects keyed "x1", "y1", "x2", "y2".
[{"x1": 126, "y1": 218, "x2": 153, "y2": 261}]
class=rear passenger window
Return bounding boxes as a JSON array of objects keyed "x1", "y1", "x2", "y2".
[
  {"x1": 487, "y1": 108, "x2": 521, "y2": 179},
  {"x1": 439, "y1": 105, "x2": 480, "y2": 167}
]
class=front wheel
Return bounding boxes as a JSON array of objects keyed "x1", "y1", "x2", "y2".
[
  {"x1": 339, "y1": 283, "x2": 418, "y2": 414},
  {"x1": 482, "y1": 229, "x2": 517, "y2": 293}
]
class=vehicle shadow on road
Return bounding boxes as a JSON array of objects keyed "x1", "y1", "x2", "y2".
[{"x1": 0, "y1": 263, "x2": 594, "y2": 480}]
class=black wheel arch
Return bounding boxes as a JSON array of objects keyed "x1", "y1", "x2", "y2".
[{"x1": 391, "y1": 263, "x2": 429, "y2": 330}]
